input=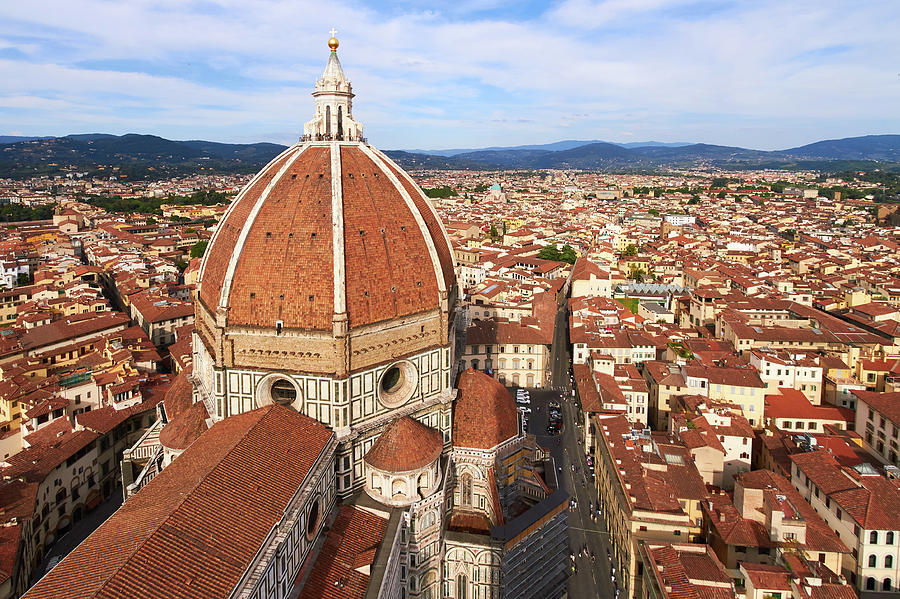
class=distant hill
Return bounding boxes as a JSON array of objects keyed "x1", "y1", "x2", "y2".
[
  {"x1": 0, "y1": 134, "x2": 288, "y2": 179},
  {"x1": 0, "y1": 135, "x2": 54, "y2": 144},
  {"x1": 0, "y1": 132, "x2": 898, "y2": 179},
  {"x1": 386, "y1": 136, "x2": 900, "y2": 171},
  {"x1": 404, "y1": 139, "x2": 692, "y2": 156},
  {"x1": 782, "y1": 134, "x2": 900, "y2": 161}
]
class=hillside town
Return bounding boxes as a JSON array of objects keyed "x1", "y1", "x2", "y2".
[{"x1": 0, "y1": 163, "x2": 899, "y2": 599}]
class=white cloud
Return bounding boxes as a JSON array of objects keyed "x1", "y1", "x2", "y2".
[{"x1": 0, "y1": 0, "x2": 897, "y2": 149}]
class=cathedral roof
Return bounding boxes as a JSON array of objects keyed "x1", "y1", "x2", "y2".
[
  {"x1": 364, "y1": 416, "x2": 444, "y2": 472},
  {"x1": 23, "y1": 405, "x2": 333, "y2": 599},
  {"x1": 453, "y1": 369, "x2": 519, "y2": 450}
]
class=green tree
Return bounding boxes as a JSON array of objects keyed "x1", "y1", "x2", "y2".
[
  {"x1": 559, "y1": 245, "x2": 577, "y2": 264},
  {"x1": 422, "y1": 186, "x2": 458, "y2": 198},
  {"x1": 190, "y1": 240, "x2": 209, "y2": 258},
  {"x1": 537, "y1": 246, "x2": 562, "y2": 261},
  {"x1": 489, "y1": 223, "x2": 500, "y2": 241},
  {"x1": 623, "y1": 244, "x2": 638, "y2": 256},
  {"x1": 687, "y1": 197, "x2": 700, "y2": 205},
  {"x1": 648, "y1": 208, "x2": 660, "y2": 217},
  {"x1": 717, "y1": 191, "x2": 727, "y2": 199},
  {"x1": 16, "y1": 273, "x2": 30, "y2": 286}
]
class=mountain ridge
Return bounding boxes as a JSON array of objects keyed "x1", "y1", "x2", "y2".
[{"x1": 0, "y1": 133, "x2": 898, "y2": 179}]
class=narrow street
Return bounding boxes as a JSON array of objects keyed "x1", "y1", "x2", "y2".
[{"x1": 524, "y1": 298, "x2": 621, "y2": 598}]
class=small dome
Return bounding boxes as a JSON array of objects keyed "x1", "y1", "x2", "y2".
[
  {"x1": 159, "y1": 400, "x2": 210, "y2": 451},
  {"x1": 364, "y1": 416, "x2": 444, "y2": 472},
  {"x1": 453, "y1": 369, "x2": 519, "y2": 449}
]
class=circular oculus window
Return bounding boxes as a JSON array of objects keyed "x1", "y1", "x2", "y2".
[
  {"x1": 259, "y1": 376, "x2": 302, "y2": 411},
  {"x1": 378, "y1": 361, "x2": 418, "y2": 408}
]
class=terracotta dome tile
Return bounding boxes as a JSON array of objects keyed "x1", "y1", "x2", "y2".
[
  {"x1": 453, "y1": 369, "x2": 519, "y2": 450},
  {"x1": 198, "y1": 144, "x2": 455, "y2": 332},
  {"x1": 163, "y1": 366, "x2": 193, "y2": 421},
  {"x1": 159, "y1": 400, "x2": 210, "y2": 451},
  {"x1": 364, "y1": 416, "x2": 443, "y2": 472}
]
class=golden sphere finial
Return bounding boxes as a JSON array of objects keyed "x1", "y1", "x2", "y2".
[{"x1": 328, "y1": 28, "x2": 339, "y2": 51}]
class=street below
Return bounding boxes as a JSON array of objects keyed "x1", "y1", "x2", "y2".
[{"x1": 519, "y1": 298, "x2": 622, "y2": 598}]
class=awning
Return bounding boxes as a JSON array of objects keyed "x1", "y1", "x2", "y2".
[{"x1": 85, "y1": 493, "x2": 102, "y2": 510}]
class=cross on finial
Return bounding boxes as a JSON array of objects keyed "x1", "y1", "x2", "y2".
[{"x1": 329, "y1": 28, "x2": 338, "y2": 38}]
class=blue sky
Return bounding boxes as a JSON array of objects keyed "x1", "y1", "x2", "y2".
[{"x1": 0, "y1": 0, "x2": 898, "y2": 150}]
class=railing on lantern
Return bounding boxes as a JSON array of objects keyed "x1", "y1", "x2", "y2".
[{"x1": 300, "y1": 134, "x2": 367, "y2": 143}]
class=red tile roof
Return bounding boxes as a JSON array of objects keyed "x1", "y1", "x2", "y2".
[
  {"x1": 644, "y1": 544, "x2": 733, "y2": 599},
  {"x1": 24, "y1": 405, "x2": 333, "y2": 599},
  {"x1": 453, "y1": 369, "x2": 519, "y2": 450},
  {"x1": 297, "y1": 505, "x2": 388, "y2": 599},
  {"x1": 740, "y1": 563, "x2": 791, "y2": 590},
  {"x1": 853, "y1": 390, "x2": 900, "y2": 428},
  {"x1": 764, "y1": 389, "x2": 854, "y2": 424},
  {"x1": 364, "y1": 416, "x2": 443, "y2": 472},
  {"x1": 790, "y1": 449, "x2": 900, "y2": 530}
]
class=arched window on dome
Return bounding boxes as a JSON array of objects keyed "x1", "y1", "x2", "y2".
[
  {"x1": 417, "y1": 471, "x2": 429, "y2": 499},
  {"x1": 337, "y1": 106, "x2": 344, "y2": 140},
  {"x1": 392, "y1": 477, "x2": 407, "y2": 499},
  {"x1": 871, "y1": 531, "x2": 879, "y2": 544},
  {"x1": 325, "y1": 105, "x2": 332, "y2": 137},
  {"x1": 371, "y1": 472, "x2": 383, "y2": 495},
  {"x1": 460, "y1": 473, "x2": 473, "y2": 507}
]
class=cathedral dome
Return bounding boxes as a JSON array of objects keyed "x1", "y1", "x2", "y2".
[{"x1": 195, "y1": 41, "x2": 456, "y2": 378}]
